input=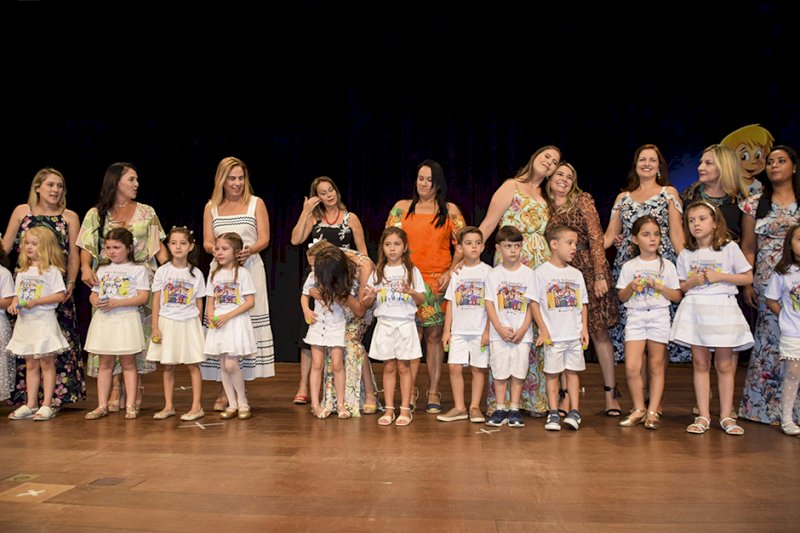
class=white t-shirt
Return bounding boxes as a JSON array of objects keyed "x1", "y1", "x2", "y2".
[
  {"x1": 93, "y1": 262, "x2": 151, "y2": 315},
  {"x1": 370, "y1": 264, "x2": 425, "y2": 321},
  {"x1": 485, "y1": 263, "x2": 535, "y2": 343},
  {"x1": 207, "y1": 267, "x2": 256, "y2": 314},
  {"x1": 15, "y1": 265, "x2": 66, "y2": 314},
  {"x1": 445, "y1": 262, "x2": 492, "y2": 335},
  {"x1": 677, "y1": 242, "x2": 751, "y2": 296},
  {"x1": 152, "y1": 263, "x2": 206, "y2": 321},
  {"x1": 0, "y1": 265, "x2": 14, "y2": 299},
  {"x1": 528, "y1": 261, "x2": 587, "y2": 342},
  {"x1": 765, "y1": 265, "x2": 800, "y2": 338},
  {"x1": 616, "y1": 256, "x2": 680, "y2": 310}
]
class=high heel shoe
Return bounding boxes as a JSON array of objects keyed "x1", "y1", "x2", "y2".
[
  {"x1": 618, "y1": 408, "x2": 646, "y2": 427},
  {"x1": 603, "y1": 385, "x2": 622, "y2": 417},
  {"x1": 363, "y1": 391, "x2": 378, "y2": 415},
  {"x1": 108, "y1": 386, "x2": 122, "y2": 413}
]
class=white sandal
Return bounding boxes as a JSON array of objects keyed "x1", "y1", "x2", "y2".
[
  {"x1": 720, "y1": 417, "x2": 744, "y2": 436},
  {"x1": 686, "y1": 416, "x2": 711, "y2": 434}
]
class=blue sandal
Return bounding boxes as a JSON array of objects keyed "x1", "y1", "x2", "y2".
[{"x1": 425, "y1": 390, "x2": 442, "y2": 414}]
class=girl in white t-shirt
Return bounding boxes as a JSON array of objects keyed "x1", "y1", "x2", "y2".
[
  {"x1": 362, "y1": 227, "x2": 425, "y2": 427},
  {"x1": 7, "y1": 227, "x2": 69, "y2": 421},
  {"x1": 671, "y1": 201, "x2": 754, "y2": 436},
  {"x1": 84, "y1": 228, "x2": 150, "y2": 420},
  {"x1": 765, "y1": 223, "x2": 800, "y2": 436},
  {"x1": 616, "y1": 216, "x2": 682, "y2": 430},
  {"x1": 147, "y1": 226, "x2": 207, "y2": 421},
  {"x1": 204, "y1": 232, "x2": 256, "y2": 420}
]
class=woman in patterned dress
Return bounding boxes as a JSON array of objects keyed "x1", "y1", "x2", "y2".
[
  {"x1": 386, "y1": 159, "x2": 465, "y2": 413},
  {"x1": 478, "y1": 146, "x2": 561, "y2": 415},
  {"x1": 78, "y1": 162, "x2": 168, "y2": 411},
  {"x1": 290, "y1": 176, "x2": 377, "y2": 411},
  {"x1": 2, "y1": 168, "x2": 86, "y2": 408},
  {"x1": 739, "y1": 145, "x2": 800, "y2": 424},
  {"x1": 201, "y1": 157, "x2": 275, "y2": 411},
  {"x1": 604, "y1": 145, "x2": 688, "y2": 365},
  {"x1": 546, "y1": 162, "x2": 621, "y2": 416}
]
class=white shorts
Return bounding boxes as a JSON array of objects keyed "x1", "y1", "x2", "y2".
[
  {"x1": 369, "y1": 320, "x2": 422, "y2": 361},
  {"x1": 780, "y1": 335, "x2": 800, "y2": 361},
  {"x1": 544, "y1": 338, "x2": 585, "y2": 374},
  {"x1": 489, "y1": 341, "x2": 530, "y2": 380},
  {"x1": 625, "y1": 307, "x2": 671, "y2": 344},
  {"x1": 448, "y1": 334, "x2": 489, "y2": 368}
]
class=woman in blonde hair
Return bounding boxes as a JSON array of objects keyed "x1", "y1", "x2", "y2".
[{"x1": 201, "y1": 157, "x2": 275, "y2": 411}]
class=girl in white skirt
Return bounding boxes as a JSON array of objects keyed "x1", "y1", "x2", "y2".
[
  {"x1": 616, "y1": 215, "x2": 682, "y2": 430},
  {"x1": 302, "y1": 243, "x2": 365, "y2": 419},
  {"x1": 7, "y1": 227, "x2": 68, "y2": 421},
  {"x1": 0, "y1": 251, "x2": 15, "y2": 403},
  {"x1": 204, "y1": 232, "x2": 256, "y2": 420},
  {"x1": 147, "y1": 226, "x2": 206, "y2": 421},
  {"x1": 671, "y1": 201, "x2": 754, "y2": 435},
  {"x1": 84, "y1": 228, "x2": 151, "y2": 420},
  {"x1": 362, "y1": 227, "x2": 425, "y2": 426},
  {"x1": 765, "y1": 223, "x2": 800, "y2": 436}
]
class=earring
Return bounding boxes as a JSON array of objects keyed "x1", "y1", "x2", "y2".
[{"x1": 657, "y1": 171, "x2": 661, "y2": 178}]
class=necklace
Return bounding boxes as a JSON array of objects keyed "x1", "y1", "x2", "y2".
[{"x1": 324, "y1": 208, "x2": 339, "y2": 225}]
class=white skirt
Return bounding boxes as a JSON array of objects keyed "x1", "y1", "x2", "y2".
[
  {"x1": 204, "y1": 313, "x2": 257, "y2": 358},
  {"x1": 6, "y1": 311, "x2": 68, "y2": 358},
  {"x1": 303, "y1": 316, "x2": 346, "y2": 348},
  {"x1": 84, "y1": 308, "x2": 146, "y2": 355},
  {"x1": 670, "y1": 293, "x2": 754, "y2": 351},
  {"x1": 146, "y1": 316, "x2": 207, "y2": 365}
]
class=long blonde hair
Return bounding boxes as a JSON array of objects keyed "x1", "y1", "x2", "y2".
[
  {"x1": 17, "y1": 227, "x2": 66, "y2": 274},
  {"x1": 702, "y1": 144, "x2": 747, "y2": 200},
  {"x1": 27, "y1": 168, "x2": 67, "y2": 211},
  {"x1": 209, "y1": 157, "x2": 254, "y2": 208}
]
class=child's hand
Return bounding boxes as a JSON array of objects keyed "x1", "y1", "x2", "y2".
[
  {"x1": 214, "y1": 313, "x2": 230, "y2": 328},
  {"x1": 304, "y1": 309, "x2": 317, "y2": 325},
  {"x1": 480, "y1": 330, "x2": 489, "y2": 350},
  {"x1": 581, "y1": 330, "x2": 589, "y2": 349},
  {"x1": 206, "y1": 313, "x2": 216, "y2": 328},
  {"x1": 536, "y1": 329, "x2": 551, "y2": 347},
  {"x1": 703, "y1": 268, "x2": 722, "y2": 284},
  {"x1": 7, "y1": 297, "x2": 19, "y2": 316},
  {"x1": 441, "y1": 331, "x2": 451, "y2": 352},
  {"x1": 511, "y1": 325, "x2": 529, "y2": 344},
  {"x1": 151, "y1": 329, "x2": 163, "y2": 344},
  {"x1": 396, "y1": 281, "x2": 410, "y2": 295}
]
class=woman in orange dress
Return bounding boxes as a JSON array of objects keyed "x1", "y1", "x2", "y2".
[{"x1": 386, "y1": 159, "x2": 465, "y2": 413}]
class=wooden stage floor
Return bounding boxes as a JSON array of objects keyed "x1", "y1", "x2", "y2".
[{"x1": 0, "y1": 362, "x2": 797, "y2": 532}]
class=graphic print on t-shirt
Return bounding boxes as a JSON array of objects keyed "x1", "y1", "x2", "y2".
[
  {"x1": 18, "y1": 278, "x2": 43, "y2": 301},
  {"x1": 214, "y1": 282, "x2": 240, "y2": 305},
  {"x1": 546, "y1": 281, "x2": 581, "y2": 309},
  {"x1": 100, "y1": 273, "x2": 131, "y2": 298},
  {"x1": 378, "y1": 280, "x2": 411, "y2": 304},
  {"x1": 163, "y1": 279, "x2": 194, "y2": 305},
  {"x1": 496, "y1": 282, "x2": 527, "y2": 313},
  {"x1": 455, "y1": 281, "x2": 485, "y2": 307},
  {"x1": 791, "y1": 282, "x2": 800, "y2": 312},
  {"x1": 632, "y1": 270, "x2": 663, "y2": 300},
  {"x1": 688, "y1": 259, "x2": 722, "y2": 277}
]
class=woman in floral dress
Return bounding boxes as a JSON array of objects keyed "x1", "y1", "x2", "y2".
[
  {"x1": 739, "y1": 145, "x2": 800, "y2": 423},
  {"x1": 2, "y1": 168, "x2": 86, "y2": 408},
  {"x1": 478, "y1": 146, "x2": 561, "y2": 415}
]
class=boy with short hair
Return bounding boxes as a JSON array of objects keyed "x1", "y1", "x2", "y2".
[
  {"x1": 439, "y1": 226, "x2": 493, "y2": 423},
  {"x1": 529, "y1": 224, "x2": 589, "y2": 431},
  {"x1": 484, "y1": 225, "x2": 535, "y2": 428}
]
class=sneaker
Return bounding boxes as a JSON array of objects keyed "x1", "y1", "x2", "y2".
[
  {"x1": 563, "y1": 409, "x2": 581, "y2": 430},
  {"x1": 437, "y1": 408, "x2": 468, "y2": 422},
  {"x1": 486, "y1": 409, "x2": 508, "y2": 427},
  {"x1": 508, "y1": 410, "x2": 525, "y2": 428},
  {"x1": 544, "y1": 410, "x2": 561, "y2": 431}
]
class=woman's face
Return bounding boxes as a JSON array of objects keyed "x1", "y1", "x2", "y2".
[
  {"x1": 117, "y1": 169, "x2": 139, "y2": 201},
  {"x1": 223, "y1": 165, "x2": 246, "y2": 200},
  {"x1": 636, "y1": 149, "x2": 660, "y2": 180},
  {"x1": 549, "y1": 165, "x2": 575, "y2": 197},
  {"x1": 766, "y1": 149, "x2": 795, "y2": 185},
  {"x1": 534, "y1": 149, "x2": 560, "y2": 177},
  {"x1": 36, "y1": 174, "x2": 65, "y2": 206},
  {"x1": 416, "y1": 165, "x2": 435, "y2": 199},
  {"x1": 697, "y1": 151, "x2": 720, "y2": 186},
  {"x1": 315, "y1": 180, "x2": 338, "y2": 207}
]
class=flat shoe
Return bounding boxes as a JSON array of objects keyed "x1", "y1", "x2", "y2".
[
  {"x1": 85, "y1": 407, "x2": 109, "y2": 420},
  {"x1": 153, "y1": 409, "x2": 175, "y2": 420},
  {"x1": 220, "y1": 407, "x2": 238, "y2": 419},
  {"x1": 33, "y1": 406, "x2": 55, "y2": 421},
  {"x1": 238, "y1": 406, "x2": 252, "y2": 420},
  {"x1": 781, "y1": 422, "x2": 800, "y2": 436},
  {"x1": 8, "y1": 405, "x2": 38, "y2": 420},
  {"x1": 437, "y1": 408, "x2": 468, "y2": 422},
  {"x1": 469, "y1": 407, "x2": 485, "y2": 423},
  {"x1": 181, "y1": 409, "x2": 205, "y2": 421}
]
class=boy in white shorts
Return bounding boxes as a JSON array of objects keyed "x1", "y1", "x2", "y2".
[
  {"x1": 485, "y1": 226, "x2": 535, "y2": 428},
  {"x1": 529, "y1": 224, "x2": 589, "y2": 431},
  {"x1": 439, "y1": 226, "x2": 493, "y2": 423}
]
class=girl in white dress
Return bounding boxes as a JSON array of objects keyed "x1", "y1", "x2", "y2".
[
  {"x1": 204, "y1": 232, "x2": 256, "y2": 420},
  {"x1": 84, "y1": 228, "x2": 150, "y2": 420},
  {"x1": 302, "y1": 242, "x2": 365, "y2": 419},
  {"x1": 671, "y1": 201, "x2": 754, "y2": 435},
  {"x1": 7, "y1": 227, "x2": 68, "y2": 421},
  {"x1": 147, "y1": 226, "x2": 207, "y2": 421}
]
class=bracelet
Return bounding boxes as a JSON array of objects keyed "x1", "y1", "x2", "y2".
[{"x1": 66, "y1": 280, "x2": 76, "y2": 286}]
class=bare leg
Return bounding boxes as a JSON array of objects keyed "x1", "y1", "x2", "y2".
[
  {"x1": 187, "y1": 364, "x2": 203, "y2": 414},
  {"x1": 692, "y1": 346, "x2": 712, "y2": 419},
  {"x1": 448, "y1": 364, "x2": 465, "y2": 411},
  {"x1": 161, "y1": 365, "x2": 175, "y2": 411},
  {"x1": 425, "y1": 325, "x2": 444, "y2": 401},
  {"x1": 592, "y1": 328, "x2": 620, "y2": 414},
  {"x1": 24, "y1": 358, "x2": 41, "y2": 409},
  {"x1": 294, "y1": 347, "x2": 312, "y2": 399}
]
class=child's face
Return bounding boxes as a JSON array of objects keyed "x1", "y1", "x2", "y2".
[
  {"x1": 686, "y1": 207, "x2": 716, "y2": 242},
  {"x1": 105, "y1": 239, "x2": 129, "y2": 264},
  {"x1": 23, "y1": 235, "x2": 41, "y2": 261},
  {"x1": 168, "y1": 233, "x2": 194, "y2": 261},
  {"x1": 632, "y1": 222, "x2": 661, "y2": 255},
  {"x1": 214, "y1": 239, "x2": 236, "y2": 266},
  {"x1": 459, "y1": 233, "x2": 484, "y2": 261},
  {"x1": 496, "y1": 240, "x2": 522, "y2": 265},
  {"x1": 550, "y1": 231, "x2": 578, "y2": 263},
  {"x1": 382, "y1": 233, "x2": 406, "y2": 264},
  {"x1": 791, "y1": 229, "x2": 800, "y2": 259}
]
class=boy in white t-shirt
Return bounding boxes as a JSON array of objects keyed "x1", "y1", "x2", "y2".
[
  {"x1": 485, "y1": 225, "x2": 535, "y2": 428},
  {"x1": 439, "y1": 226, "x2": 493, "y2": 423},
  {"x1": 529, "y1": 224, "x2": 589, "y2": 431}
]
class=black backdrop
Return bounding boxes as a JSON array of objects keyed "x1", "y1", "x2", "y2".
[{"x1": 4, "y1": 1, "x2": 798, "y2": 362}]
